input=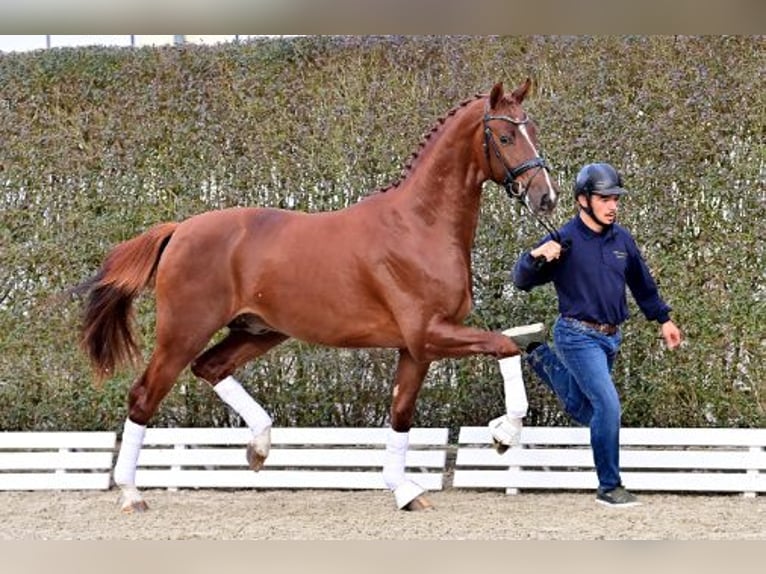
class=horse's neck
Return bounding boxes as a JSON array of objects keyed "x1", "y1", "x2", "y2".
[{"x1": 393, "y1": 103, "x2": 485, "y2": 244}]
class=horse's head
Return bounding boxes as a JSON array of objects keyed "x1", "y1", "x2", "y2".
[{"x1": 483, "y1": 79, "x2": 558, "y2": 216}]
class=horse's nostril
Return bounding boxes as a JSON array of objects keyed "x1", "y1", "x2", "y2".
[{"x1": 538, "y1": 193, "x2": 557, "y2": 214}]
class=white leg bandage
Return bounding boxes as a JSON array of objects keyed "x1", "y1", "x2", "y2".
[
  {"x1": 499, "y1": 355, "x2": 528, "y2": 418},
  {"x1": 488, "y1": 355, "x2": 527, "y2": 449},
  {"x1": 113, "y1": 417, "x2": 146, "y2": 486},
  {"x1": 382, "y1": 428, "x2": 409, "y2": 490},
  {"x1": 214, "y1": 376, "x2": 272, "y2": 434}
]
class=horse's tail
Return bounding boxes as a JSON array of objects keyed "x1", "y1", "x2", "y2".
[{"x1": 73, "y1": 222, "x2": 179, "y2": 384}]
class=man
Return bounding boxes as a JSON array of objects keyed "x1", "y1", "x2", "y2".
[{"x1": 493, "y1": 162, "x2": 682, "y2": 507}]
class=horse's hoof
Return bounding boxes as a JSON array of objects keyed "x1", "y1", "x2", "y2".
[
  {"x1": 246, "y1": 427, "x2": 271, "y2": 471},
  {"x1": 118, "y1": 484, "x2": 148, "y2": 514},
  {"x1": 246, "y1": 443, "x2": 267, "y2": 471},
  {"x1": 403, "y1": 495, "x2": 434, "y2": 511},
  {"x1": 121, "y1": 499, "x2": 149, "y2": 514},
  {"x1": 492, "y1": 439, "x2": 510, "y2": 455},
  {"x1": 393, "y1": 480, "x2": 432, "y2": 511}
]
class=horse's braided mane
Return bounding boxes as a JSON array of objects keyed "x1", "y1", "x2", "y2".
[{"x1": 377, "y1": 92, "x2": 485, "y2": 194}]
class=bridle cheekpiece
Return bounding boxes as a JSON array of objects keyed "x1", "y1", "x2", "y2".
[{"x1": 482, "y1": 105, "x2": 549, "y2": 203}]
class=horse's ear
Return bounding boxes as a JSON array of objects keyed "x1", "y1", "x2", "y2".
[
  {"x1": 489, "y1": 82, "x2": 504, "y2": 109},
  {"x1": 511, "y1": 77, "x2": 533, "y2": 103}
]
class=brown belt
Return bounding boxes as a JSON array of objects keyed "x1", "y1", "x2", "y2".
[{"x1": 565, "y1": 317, "x2": 619, "y2": 336}]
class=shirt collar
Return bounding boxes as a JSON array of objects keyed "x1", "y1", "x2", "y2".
[{"x1": 574, "y1": 213, "x2": 616, "y2": 239}]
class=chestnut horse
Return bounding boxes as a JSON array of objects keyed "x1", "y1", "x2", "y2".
[{"x1": 75, "y1": 79, "x2": 558, "y2": 513}]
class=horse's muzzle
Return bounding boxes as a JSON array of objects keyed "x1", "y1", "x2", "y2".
[{"x1": 538, "y1": 190, "x2": 557, "y2": 215}]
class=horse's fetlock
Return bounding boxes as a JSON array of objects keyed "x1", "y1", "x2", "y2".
[{"x1": 382, "y1": 466, "x2": 405, "y2": 490}]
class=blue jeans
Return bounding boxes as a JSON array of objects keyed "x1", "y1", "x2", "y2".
[{"x1": 526, "y1": 316, "x2": 623, "y2": 491}]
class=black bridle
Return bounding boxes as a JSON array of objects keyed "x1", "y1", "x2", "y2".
[{"x1": 482, "y1": 109, "x2": 561, "y2": 241}]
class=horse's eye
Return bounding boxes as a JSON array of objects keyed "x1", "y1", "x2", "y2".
[{"x1": 499, "y1": 134, "x2": 512, "y2": 145}]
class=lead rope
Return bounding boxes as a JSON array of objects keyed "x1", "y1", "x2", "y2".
[{"x1": 522, "y1": 200, "x2": 568, "y2": 270}]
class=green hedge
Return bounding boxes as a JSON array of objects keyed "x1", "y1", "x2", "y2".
[{"x1": 1, "y1": 36, "x2": 763, "y2": 432}]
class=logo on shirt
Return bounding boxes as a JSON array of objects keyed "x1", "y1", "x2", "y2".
[{"x1": 612, "y1": 250, "x2": 627, "y2": 259}]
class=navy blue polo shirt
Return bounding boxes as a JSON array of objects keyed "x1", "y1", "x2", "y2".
[{"x1": 512, "y1": 215, "x2": 671, "y2": 326}]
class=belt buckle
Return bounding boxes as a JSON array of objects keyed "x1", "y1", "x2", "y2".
[
  {"x1": 579, "y1": 319, "x2": 614, "y2": 335},
  {"x1": 597, "y1": 323, "x2": 616, "y2": 335}
]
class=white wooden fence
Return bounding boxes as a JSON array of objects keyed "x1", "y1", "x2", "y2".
[
  {"x1": 2, "y1": 426, "x2": 765, "y2": 497},
  {"x1": 453, "y1": 426, "x2": 766, "y2": 497},
  {"x1": 0, "y1": 431, "x2": 117, "y2": 490},
  {"x1": 134, "y1": 426, "x2": 449, "y2": 491}
]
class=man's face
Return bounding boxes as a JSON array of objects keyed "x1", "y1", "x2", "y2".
[{"x1": 580, "y1": 193, "x2": 620, "y2": 225}]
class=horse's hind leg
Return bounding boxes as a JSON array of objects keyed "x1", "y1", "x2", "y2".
[
  {"x1": 191, "y1": 329, "x2": 288, "y2": 471},
  {"x1": 114, "y1": 340, "x2": 208, "y2": 513},
  {"x1": 383, "y1": 349, "x2": 433, "y2": 511}
]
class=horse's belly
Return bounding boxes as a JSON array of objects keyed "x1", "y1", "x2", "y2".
[
  {"x1": 238, "y1": 266, "x2": 404, "y2": 348},
  {"x1": 269, "y1": 296, "x2": 406, "y2": 348}
]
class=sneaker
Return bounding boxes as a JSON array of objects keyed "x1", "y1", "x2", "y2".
[
  {"x1": 596, "y1": 485, "x2": 641, "y2": 508},
  {"x1": 502, "y1": 323, "x2": 545, "y2": 353}
]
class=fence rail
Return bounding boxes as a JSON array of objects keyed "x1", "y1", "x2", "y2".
[
  {"x1": 2, "y1": 427, "x2": 764, "y2": 497},
  {"x1": 453, "y1": 426, "x2": 766, "y2": 497}
]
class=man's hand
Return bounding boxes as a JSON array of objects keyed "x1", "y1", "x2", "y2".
[
  {"x1": 530, "y1": 240, "x2": 564, "y2": 262},
  {"x1": 661, "y1": 320, "x2": 683, "y2": 350}
]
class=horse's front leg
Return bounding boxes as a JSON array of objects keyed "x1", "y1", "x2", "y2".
[
  {"x1": 383, "y1": 349, "x2": 433, "y2": 511},
  {"x1": 422, "y1": 320, "x2": 521, "y2": 360},
  {"x1": 423, "y1": 321, "x2": 537, "y2": 453}
]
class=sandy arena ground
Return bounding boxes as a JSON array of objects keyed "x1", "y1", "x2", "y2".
[{"x1": 1, "y1": 488, "x2": 764, "y2": 540}]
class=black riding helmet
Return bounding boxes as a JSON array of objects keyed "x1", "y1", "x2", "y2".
[{"x1": 573, "y1": 163, "x2": 628, "y2": 199}]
